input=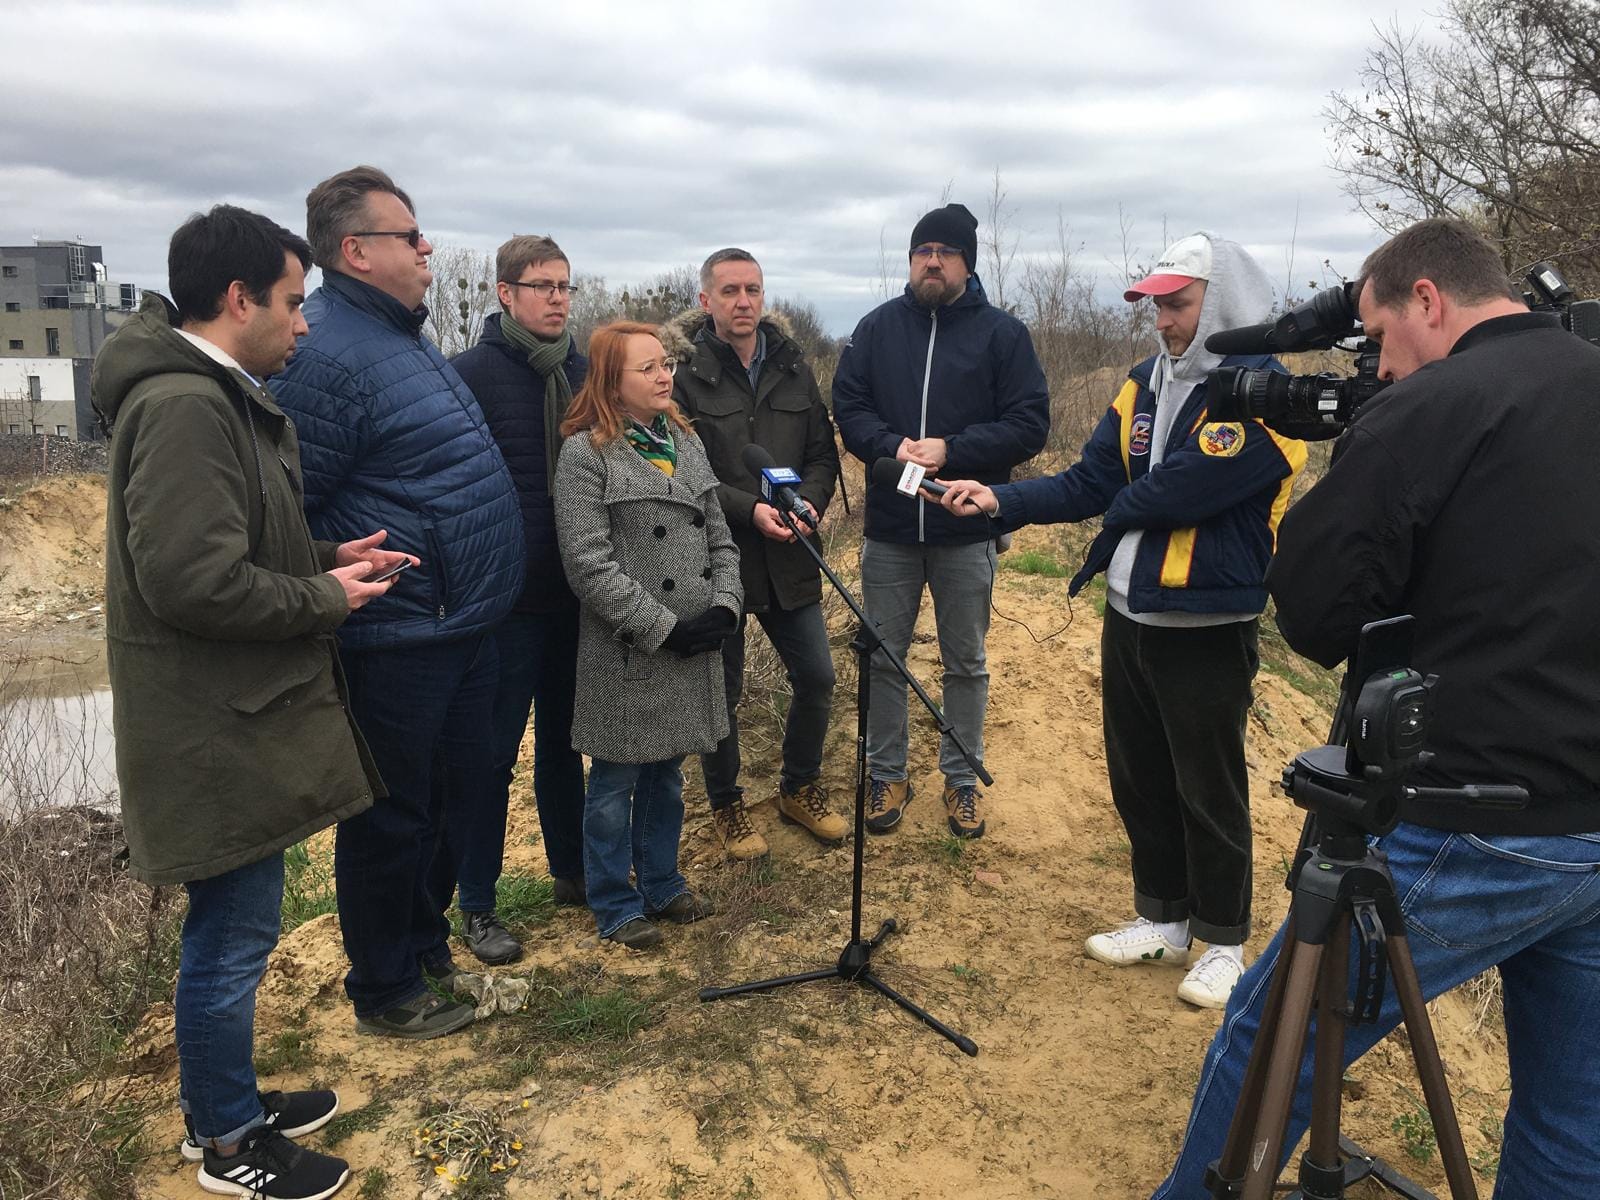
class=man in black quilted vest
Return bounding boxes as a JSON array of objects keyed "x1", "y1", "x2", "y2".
[{"x1": 446, "y1": 235, "x2": 590, "y2": 963}]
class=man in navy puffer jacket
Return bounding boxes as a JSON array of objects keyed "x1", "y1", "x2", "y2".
[
  {"x1": 273, "y1": 165, "x2": 522, "y2": 1040},
  {"x1": 833, "y1": 202, "x2": 1050, "y2": 845},
  {"x1": 443, "y1": 234, "x2": 590, "y2": 966}
]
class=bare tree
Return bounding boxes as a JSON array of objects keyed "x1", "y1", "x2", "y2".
[
  {"x1": 1326, "y1": 0, "x2": 1600, "y2": 281},
  {"x1": 982, "y1": 167, "x2": 1021, "y2": 309},
  {"x1": 423, "y1": 244, "x2": 497, "y2": 356},
  {"x1": 617, "y1": 266, "x2": 699, "y2": 325}
]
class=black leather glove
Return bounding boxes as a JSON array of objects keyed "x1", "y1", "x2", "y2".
[{"x1": 663, "y1": 606, "x2": 737, "y2": 658}]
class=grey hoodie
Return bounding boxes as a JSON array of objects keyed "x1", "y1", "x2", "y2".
[{"x1": 1106, "y1": 233, "x2": 1275, "y2": 626}]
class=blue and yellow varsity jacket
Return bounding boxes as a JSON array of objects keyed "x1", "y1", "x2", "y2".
[{"x1": 989, "y1": 354, "x2": 1306, "y2": 615}]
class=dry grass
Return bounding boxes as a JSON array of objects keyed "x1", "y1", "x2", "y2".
[{"x1": 0, "y1": 647, "x2": 181, "y2": 1199}]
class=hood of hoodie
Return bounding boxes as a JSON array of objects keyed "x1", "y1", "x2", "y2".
[
  {"x1": 1161, "y1": 232, "x2": 1274, "y2": 386},
  {"x1": 91, "y1": 293, "x2": 239, "y2": 430}
]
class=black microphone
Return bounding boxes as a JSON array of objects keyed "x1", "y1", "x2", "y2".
[
  {"x1": 1203, "y1": 323, "x2": 1280, "y2": 356},
  {"x1": 870, "y1": 456, "x2": 949, "y2": 498},
  {"x1": 741, "y1": 443, "x2": 818, "y2": 527}
]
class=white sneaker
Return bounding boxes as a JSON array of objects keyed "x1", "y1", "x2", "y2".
[
  {"x1": 1084, "y1": 918, "x2": 1191, "y2": 967},
  {"x1": 1177, "y1": 947, "x2": 1244, "y2": 1009}
]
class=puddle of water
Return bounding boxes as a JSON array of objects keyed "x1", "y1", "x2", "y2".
[{"x1": 1, "y1": 627, "x2": 117, "y2": 817}]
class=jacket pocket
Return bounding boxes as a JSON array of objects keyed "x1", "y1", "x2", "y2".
[
  {"x1": 228, "y1": 646, "x2": 330, "y2": 715},
  {"x1": 424, "y1": 523, "x2": 451, "y2": 620}
]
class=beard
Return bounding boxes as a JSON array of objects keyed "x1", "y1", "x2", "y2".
[{"x1": 912, "y1": 276, "x2": 959, "y2": 308}]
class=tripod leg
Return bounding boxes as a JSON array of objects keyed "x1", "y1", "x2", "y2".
[
  {"x1": 698, "y1": 966, "x2": 840, "y2": 1002},
  {"x1": 1241, "y1": 938, "x2": 1324, "y2": 1200},
  {"x1": 1213, "y1": 914, "x2": 1300, "y2": 1192},
  {"x1": 860, "y1": 971, "x2": 979, "y2": 1057},
  {"x1": 1387, "y1": 933, "x2": 1479, "y2": 1200},
  {"x1": 1300, "y1": 921, "x2": 1352, "y2": 1200}
]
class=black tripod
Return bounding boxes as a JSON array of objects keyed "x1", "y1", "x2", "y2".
[
  {"x1": 1208, "y1": 745, "x2": 1526, "y2": 1199},
  {"x1": 698, "y1": 509, "x2": 988, "y2": 1057}
]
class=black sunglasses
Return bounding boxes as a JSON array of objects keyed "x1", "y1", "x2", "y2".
[{"x1": 351, "y1": 229, "x2": 424, "y2": 249}]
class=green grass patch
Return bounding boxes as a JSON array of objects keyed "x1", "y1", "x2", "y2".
[
  {"x1": 254, "y1": 1025, "x2": 315, "y2": 1076},
  {"x1": 493, "y1": 871, "x2": 555, "y2": 928},
  {"x1": 357, "y1": 1168, "x2": 390, "y2": 1199},
  {"x1": 1000, "y1": 549, "x2": 1070, "y2": 577},
  {"x1": 1255, "y1": 603, "x2": 1341, "y2": 708},
  {"x1": 281, "y1": 839, "x2": 337, "y2": 931},
  {"x1": 322, "y1": 1099, "x2": 393, "y2": 1149}
]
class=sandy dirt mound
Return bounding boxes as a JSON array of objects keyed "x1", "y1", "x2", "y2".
[
  {"x1": 0, "y1": 474, "x2": 106, "y2": 628},
  {"x1": 123, "y1": 524, "x2": 1510, "y2": 1200}
]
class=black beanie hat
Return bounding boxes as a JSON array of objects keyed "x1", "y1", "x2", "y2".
[{"x1": 910, "y1": 203, "x2": 979, "y2": 272}]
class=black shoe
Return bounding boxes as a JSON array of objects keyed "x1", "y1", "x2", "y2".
[
  {"x1": 355, "y1": 990, "x2": 474, "y2": 1040},
  {"x1": 181, "y1": 1089, "x2": 340, "y2": 1162},
  {"x1": 421, "y1": 958, "x2": 464, "y2": 995},
  {"x1": 605, "y1": 917, "x2": 663, "y2": 949},
  {"x1": 552, "y1": 876, "x2": 588, "y2": 907},
  {"x1": 197, "y1": 1127, "x2": 349, "y2": 1199},
  {"x1": 463, "y1": 910, "x2": 524, "y2": 965},
  {"x1": 649, "y1": 891, "x2": 715, "y2": 924}
]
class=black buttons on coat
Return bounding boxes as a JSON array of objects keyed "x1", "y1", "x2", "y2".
[
  {"x1": 653, "y1": 525, "x2": 667, "y2": 538},
  {"x1": 662, "y1": 578, "x2": 675, "y2": 591}
]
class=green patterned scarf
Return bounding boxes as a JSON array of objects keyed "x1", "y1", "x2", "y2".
[
  {"x1": 498, "y1": 312, "x2": 574, "y2": 491},
  {"x1": 625, "y1": 415, "x2": 677, "y2": 476}
]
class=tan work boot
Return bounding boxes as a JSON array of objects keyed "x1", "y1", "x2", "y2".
[
  {"x1": 865, "y1": 777, "x2": 913, "y2": 834},
  {"x1": 712, "y1": 798, "x2": 769, "y2": 861},
  {"x1": 776, "y1": 781, "x2": 848, "y2": 846},
  {"x1": 942, "y1": 783, "x2": 987, "y2": 838}
]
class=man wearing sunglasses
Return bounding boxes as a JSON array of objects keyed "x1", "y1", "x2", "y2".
[
  {"x1": 273, "y1": 165, "x2": 522, "y2": 1042},
  {"x1": 833, "y1": 203, "x2": 1050, "y2": 844},
  {"x1": 442, "y1": 235, "x2": 591, "y2": 966}
]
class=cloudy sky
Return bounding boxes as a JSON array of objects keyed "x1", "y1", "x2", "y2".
[{"x1": 2, "y1": 0, "x2": 1443, "y2": 333}]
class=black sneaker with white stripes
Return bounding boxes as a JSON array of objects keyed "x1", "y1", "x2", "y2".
[
  {"x1": 180, "y1": 1089, "x2": 340, "y2": 1162},
  {"x1": 198, "y1": 1127, "x2": 348, "y2": 1199}
]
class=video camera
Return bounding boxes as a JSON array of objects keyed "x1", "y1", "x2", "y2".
[{"x1": 1205, "y1": 262, "x2": 1600, "y2": 441}]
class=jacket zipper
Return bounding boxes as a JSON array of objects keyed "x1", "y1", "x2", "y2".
[{"x1": 917, "y1": 309, "x2": 938, "y2": 543}]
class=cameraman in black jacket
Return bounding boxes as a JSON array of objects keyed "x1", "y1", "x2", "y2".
[{"x1": 1154, "y1": 219, "x2": 1600, "y2": 1200}]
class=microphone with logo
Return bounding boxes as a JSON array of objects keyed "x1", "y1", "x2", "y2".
[
  {"x1": 742, "y1": 443, "x2": 818, "y2": 531},
  {"x1": 869, "y1": 456, "x2": 950, "y2": 500}
]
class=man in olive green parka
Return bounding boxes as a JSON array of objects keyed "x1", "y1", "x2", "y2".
[{"x1": 95, "y1": 206, "x2": 406, "y2": 1200}]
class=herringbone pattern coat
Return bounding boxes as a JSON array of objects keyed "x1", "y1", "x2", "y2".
[{"x1": 554, "y1": 428, "x2": 742, "y2": 763}]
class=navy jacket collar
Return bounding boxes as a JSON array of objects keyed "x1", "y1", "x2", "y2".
[
  {"x1": 323, "y1": 269, "x2": 429, "y2": 337},
  {"x1": 897, "y1": 274, "x2": 989, "y2": 316}
]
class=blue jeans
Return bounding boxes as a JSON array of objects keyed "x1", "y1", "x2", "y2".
[
  {"x1": 432, "y1": 609, "x2": 586, "y2": 910},
  {"x1": 860, "y1": 538, "x2": 995, "y2": 787},
  {"x1": 702, "y1": 601, "x2": 836, "y2": 809},
  {"x1": 336, "y1": 634, "x2": 497, "y2": 1017},
  {"x1": 1154, "y1": 821, "x2": 1600, "y2": 1199},
  {"x1": 175, "y1": 852, "x2": 283, "y2": 1147},
  {"x1": 584, "y1": 757, "x2": 687, "y2": 938}
]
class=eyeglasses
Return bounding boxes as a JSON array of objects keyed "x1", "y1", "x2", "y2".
[
  {"x1": 911, "y1": 244, "x2": 964, "y2": 261},
  {"x1": 625, "y1": 358, "x2": 677, "y2": 378},
  {"x1": 351, "y1": 229, "x2": 424, "y2": 249},
  {"x1": 506, "y1": 281, "x2": 582, "y2": 299}
]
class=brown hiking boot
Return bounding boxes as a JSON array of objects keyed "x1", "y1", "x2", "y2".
[
  {"x1": 777, "y1": 781, "x2": 848, "y2": 846},
  {"x1": 943, "y1": 784, "x2": 987, "y2": 839},
  {"x1": 865, "y1": 777, "x2": 913, "y2": 834},
  {"x1": 712, "y1": 798, "x2": 769, "y2": 861}
]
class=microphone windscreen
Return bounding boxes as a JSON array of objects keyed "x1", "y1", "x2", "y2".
[
  {"x1": 741, "y1": 443, "x2": 777, "y2": 476},
  {"x1": 1203, "y1": 323, "x2": 1279, "y2": 356},
  {"x1": 870, "y1": 457, "x2": 906, "y2": 488}
]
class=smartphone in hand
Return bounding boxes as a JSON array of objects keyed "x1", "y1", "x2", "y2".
[{"x1": 369, "y1": 559, "x2": 412, "y2": 584}]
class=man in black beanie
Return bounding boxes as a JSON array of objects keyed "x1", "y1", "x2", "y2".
[{"x1": 833, "y1": 203, "x2": 1050, "y2": 842}]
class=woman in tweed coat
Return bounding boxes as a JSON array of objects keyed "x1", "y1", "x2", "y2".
[{"x1": 554, "y1": 321, "x2": 743, "y2": 948}]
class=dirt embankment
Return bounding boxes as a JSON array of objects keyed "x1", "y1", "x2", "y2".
[
  {"x1": 0, "y1": 473, "x2": 107, "y2": 630},
  {"x1": 105, "y1": 518, "x2": 1510, "y2": 1200}
]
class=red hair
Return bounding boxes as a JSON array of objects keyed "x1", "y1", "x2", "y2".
[{"x1": 562, "y1": 321, "x2": 691, "y2": 445}]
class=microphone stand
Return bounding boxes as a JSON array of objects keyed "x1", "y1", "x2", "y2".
[{"x1": 698, "y1": 506, "x2": 989, "y2": 1057}]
